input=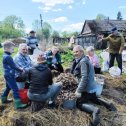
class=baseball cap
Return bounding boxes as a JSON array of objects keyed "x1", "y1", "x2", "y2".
[
  {"x1": 30, "y1": 30, "x2": 36, "y2": 33},
  {"x1": 111, "y1": 27, "x2": 117, "y2": 33}
]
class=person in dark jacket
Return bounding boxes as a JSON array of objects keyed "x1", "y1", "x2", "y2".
[
  {"x1": 28, "y1": 52, "x2": 62, "y2": 108},
  {"x1": 46, "y1": 47, "x2": 64, "y2": 73},
  {"x1": 1, "y1": 41, "x2": 27, "y2": 109},
  {"x1": 71, "y1": 45, "x2": 117, "y2": 126},
  {"x1": 26, "y1": 30, "x2": 38, "y2": 55}
]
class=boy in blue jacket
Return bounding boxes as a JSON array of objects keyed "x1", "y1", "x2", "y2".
[{"x1": 1, "y1": 41, "x2": 27, "y2": 109}]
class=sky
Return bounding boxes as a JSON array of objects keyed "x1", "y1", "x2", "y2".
[{"x1": 0, "y1": 0, "x2": 126, "y2": 33}]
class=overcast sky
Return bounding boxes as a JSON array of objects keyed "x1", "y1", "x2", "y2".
[{"x1": 0, "y1": 0, "x2": 126, "y2": 33}]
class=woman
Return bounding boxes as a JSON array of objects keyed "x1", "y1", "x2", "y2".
[
  {"x1": 86, "y1": 46, "x2": 101, "y2": 74},
  {"x1": 46, "y1": 47, "x2": 64, "y2": 73}
]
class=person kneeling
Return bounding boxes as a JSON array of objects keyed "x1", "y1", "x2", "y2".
[{"x1": 28, "y1": 52, "x2": 62, "y2": 110}]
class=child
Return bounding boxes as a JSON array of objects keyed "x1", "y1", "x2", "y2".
[
  {"x1": 86, "y1": 46, "x2": 101, "y2": 74},
  {"x1": 1, "y1": 41, "x2": 27, "y2": 109}
]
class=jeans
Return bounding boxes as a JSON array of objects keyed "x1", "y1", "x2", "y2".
[
  {"x1": 109, "y1": 53, "x2": 122, "y2": 72},
  {"x1": 1, "y1": 76, "x2": 20, "y2": 99},
  {"x1": 28, "y1": 82, "x2": 62, "y2": 102}
]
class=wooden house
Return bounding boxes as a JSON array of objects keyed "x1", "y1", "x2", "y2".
[{"x1": 75, "y1": 20, "x2": 126, "y2": 49}]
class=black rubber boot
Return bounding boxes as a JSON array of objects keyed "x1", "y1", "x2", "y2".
[
  {"x1": 97, "y1": 97, "x2": 117, "y2": 111},
  {"x1": 80, "y1": 104, "x2": 100, "y2": 126}
]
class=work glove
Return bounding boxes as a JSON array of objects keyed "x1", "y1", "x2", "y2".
[{"x1": 75, "y1": 91, "x2": 81, "y2": 98}]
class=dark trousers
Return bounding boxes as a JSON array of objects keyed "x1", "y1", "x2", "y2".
[
  {"x1": 109, "y1": 53, "x2": 122, "y2": 73},
  {"x1": 48, "y1": 64, "x2": 64, "y2": 73},
  {"x1": 94, "y1": 67, "x2": 101, "y2": 74},
  {"x1": 28, "y1": 48, "x2": 34, "y2": 55},
  {"x1": 76, "y1": 92, "x2": 111, "y2": 109},
  {"x1": 1, "y1": 76, "x2": 20, "y2": 99}
]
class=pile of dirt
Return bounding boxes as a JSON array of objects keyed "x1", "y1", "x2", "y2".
[{"x1": 54, "y1": 73, "x2": 77, "y2": 100}]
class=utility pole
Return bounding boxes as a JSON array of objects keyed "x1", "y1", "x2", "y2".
[
  {"x1": 40, "y1": 14, "x2": 43, "y2": 31},
  {"x1": 40, "y1": 14, "x2": 43, "y2": 40}
]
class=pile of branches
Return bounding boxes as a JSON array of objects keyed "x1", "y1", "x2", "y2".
[{"x1": 54, "y1": 73, "x2": 77, "y2": 100}]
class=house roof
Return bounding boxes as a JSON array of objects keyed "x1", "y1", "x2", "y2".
[{"x1": 81, "y1": 20, "x2": 126, "y2": 35}]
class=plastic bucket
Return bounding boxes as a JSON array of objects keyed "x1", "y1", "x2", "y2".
[
  {"x1": 63, "y1": 99, "x2": 76, "y2": 109},
  {"x1": 19, "y1": 89, "x2": 29, "y2": 104}
]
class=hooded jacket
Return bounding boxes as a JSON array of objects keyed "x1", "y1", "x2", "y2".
[{"x1": 29, "y1": 63, "x2": 53, "y2": 94}]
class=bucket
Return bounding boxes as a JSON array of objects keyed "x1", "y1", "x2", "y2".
[
  {"x1": 63, "y1": 99, "x2": 76, "y2": 109},
  {"x1": 19, "y1": 89, "x2": 29, "y2": 104}
]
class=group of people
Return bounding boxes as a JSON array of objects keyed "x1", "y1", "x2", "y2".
[
  {"x1": 1, "y1": 38, "x2": 64, "y2": 109},
  {"x1": 1, "y1": 27, "x2": 124, "y2": 126}
]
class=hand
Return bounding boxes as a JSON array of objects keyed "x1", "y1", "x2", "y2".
[
  {"x1": 19, "y1": 67, "x2": 25, "y2": 74},
  {"x1": 52, "y1": 64, "x2": 57, "y2": 69},
  {"x1": 75, "y1": 91, "x2": 81, "y2": 98},
  {"x1": 119, "y1": 52, "x2": 122, "y2": 54},
  {"x1": 97, "y1": 35, "x2": 103, "y2": 42}
]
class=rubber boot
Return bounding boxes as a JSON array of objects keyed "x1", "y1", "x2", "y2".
[
  {"x1": 97, "y1": 97, "x2": 117, "y2": 111},
  {"x1": 80, "y1": 104, "x2": 100, "y2": 126},
  {"x1": 1, "y1": 97, "x2": 13, "y2": 104},
  {"x1": 14, "y1": 99, "x2": 27, "y2": 109}
]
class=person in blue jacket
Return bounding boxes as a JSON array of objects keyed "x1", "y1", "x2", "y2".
[
  {"x1": 46, "y1": 47, "x2": 64, "y2": 73},
  {"x1": 26, "y1": 30, "x2": 38, "y2": 55},
  {"x1": 1, "y1": 41, "x2": 27, "y2": 109}
]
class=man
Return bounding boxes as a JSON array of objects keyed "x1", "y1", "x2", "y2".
[
  {"x1": 26, "y1": 30, "x2": 38, "y2": 55},
  {"x1": 28, "y1": 52, "x2": 62, "y2": 109},
  {"x1": 1, "y1": 41, "x2": 27, "y2": 109},
  {"x1": 98, "y1": 27, "x2": 125, "y2": 73},
  {"x1": 14, "y1": 43, "x2": 32, "y2": 89},
  {"x1": 71, "y1": 45, "x2": 116, "y2": 126}
]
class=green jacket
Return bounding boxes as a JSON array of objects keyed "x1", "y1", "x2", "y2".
[
  {"x1": 103, "y1": 33, "x2": 125, "y2": 54},
  {"x1": 46, "y1": 51, "x2": 61, "y2": 65}
]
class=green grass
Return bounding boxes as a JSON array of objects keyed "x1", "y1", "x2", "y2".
[{"x1": 61, "y1": 49, "x2": 74, "y2": 68}]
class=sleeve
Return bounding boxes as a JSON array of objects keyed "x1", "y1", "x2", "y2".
[
  {"x1": 93, "y1": 54, "x2": 100, "y2": 67},
  {"x1": 57, "y1": 53, "x2": 62, "y2": 64},
  {"x1": 76, "y1": 61, "x2": 88, "y2": 93},
  {"x1": 6, "y1": 56, "x2": 22, "y2": 72},
  {"x1": 119, "y1": 35, "x2": 125, "y2": 54},
  {"x1": 14, "y1": 56, "x2": 32, "y2": 73}
]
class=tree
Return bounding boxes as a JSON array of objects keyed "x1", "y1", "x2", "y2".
[
  {"x1": 51, "y1": 30, "x2": 60, "y2": 38},
  {"x1": 117, "y1": 11, "x2": 123, "y2": 20},
  {"x1": 32, "y1": 19, "x2": 41, "y2": 31},
  {"x1": 42, "y1": 22, "x2": 52, "y2": 41},
  {"x1": 4, "y1": 15, "x2": 25, "y2": 29},
  {"x1": 96, "y1": 14, "x2": 107, "y2": 20},
  {"x1": 69, "y1": 31, "x2": 79, "y2": 37},
  {"x1": 0, "y1": 15, "x2": 25, "y2": 39},
  {"x1": 61, "y1": 31, "x2": 69, "y2": 38}
]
